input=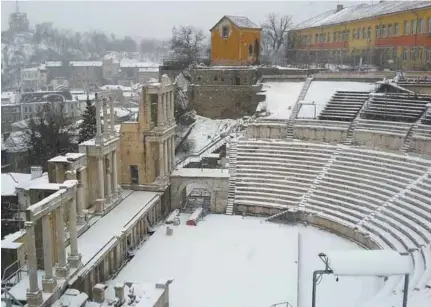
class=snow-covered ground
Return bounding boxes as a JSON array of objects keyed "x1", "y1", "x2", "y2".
[
  {"x1": 179, "y1": 116, "x2": 236, "y2": 156},
  {"x1": 257, "y1": 82, "x2": 304, "y2": 119},
  {"x1": 110, "y1": 214, "x2": 381, "y2": 307},
  {"x1": 297, "y1": 81, "x2": 376, "y2": 118}
]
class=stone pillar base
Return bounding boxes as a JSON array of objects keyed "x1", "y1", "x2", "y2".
[
  {"x1": 95, "y1": 198, "x2": 106, "y2": 214},
  {"x1": 105, "y1": 193, "x2": 112, "y2": 205},
  {"x1": 77, "y1": 215, "x2": 86, "y2": 225},
  {"x1": 55, "y1": 263, "x2": 70, "y2": 278},
  {"x1": 26, "y1": 289, "x2": 43, "y2": 307},
  {"x1": 68, "y1": 253, "x2": 83, "y2": 268},
  {"x1": 42, "y1": 277, "x2": 57, "y2": 293}
]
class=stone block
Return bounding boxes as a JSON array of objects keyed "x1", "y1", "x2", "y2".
[
  {"x1": 42, "y1": 277, "x2": 57, "y2": 293},
  {"x1": 26, "y1": 289, "x2": 43, "y2": 307},
  {"x1": 68, "y1": 253, "x2": 82, "y2": 268},
  {"x1": 55, "y1": 263, "x2": 70, "y2": 278}
]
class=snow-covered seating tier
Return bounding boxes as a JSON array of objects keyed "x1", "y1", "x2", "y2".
[
  {"x1": 421, "y1": 109, "x2": 431, "y2": 125},
  {"x1": 234, "y1": 139, "x2": 431, "y2": 293},
  {"x1": 361, "y1": 93, "x2": 430, "y2": 123},
  {"x1": 318, "y1": 91, "x2": 370, "y2": 122},
  {"x1": 235, "y1": 140, "x2": 336, "y2": 210},
  {"x1": 353, "y1": 119, "x2": 412, "y2": 136}
]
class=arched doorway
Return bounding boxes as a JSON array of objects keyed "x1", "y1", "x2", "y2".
[{"x1": 174, "y1": 181, "x2": 215, "y2": 213}]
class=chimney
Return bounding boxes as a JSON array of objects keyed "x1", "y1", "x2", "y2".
[
  {"x1": 30, "y1": 166, "x2": 43, "y2": 180},
  {"x1": 114, "y1": 283, "x2": 125, "y2": 302},
  {"x1": 92, "y1": 284, "x2": 106, "y2": 303},
  {"x1": 95, "y1": 93, "x2": 103, "y2": 145},
  {"x1": 336, "y1": 4, "x2": 343, "y2": 12}
]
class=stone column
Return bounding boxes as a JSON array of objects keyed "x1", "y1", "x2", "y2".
[
  {"x1": 103, "y1": 98, "x2": 109, "y2": 139},
  {"x1": 95, "y1": 93, "x2": 103, "y2": 145},
  {"x1": 77, "y1": 167, "x2": 86, "y2": 224},
  {"x1": 68, "y1": 192, "x2": 82, "y2": 268},
  {"x1": 55, "y1": 206, "x2": 70, "y2": 278},
  {"x1": 171, "y1": 136, "x2": 176, "y2": 170},
  {"x1": 163, "y1": 93, "x2": 168, "y2": 125},
  {"x1": 96, "y1": 156, "x2": 105, "y2": 213},
  {"x1": 109, "y1": 97, "x2": 116, "y2": 137},
  {"x1": 112, "y1": 150, "x2": 118, "y2": 200},
  {"x1": 42, "y1": 214, "x2": 57, "y2": 292},
  {"x1": 170, "y1": 91, "x2": 174, "y2": 123},
  {"x1": 105, "y1": 155, "x2": 112, "y2": 204},
  {"x1": 25, "y1": 221, "x2": 43, "y2": 307},
  {"x1": 157, "y1": 93, "x2": 164, "y2": 127},
  {"x1": 159, "y1": 141, "x2": 165, "y2": 178},
  {"x1": 166, "y1": 139, "x2": 170, "y2": 174},
  {"x1": 164, "y1": 140, "x2": 168, "y2": 176}
]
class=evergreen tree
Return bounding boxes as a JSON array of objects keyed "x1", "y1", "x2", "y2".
[{"x1": 78, "y1": 96, "x2": 97, "y2": 143}]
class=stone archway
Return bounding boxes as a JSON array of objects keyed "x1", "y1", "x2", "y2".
[
  {"x1": 172, "y1": 179, "x2": 216, "y2": 212},
  {"x1": 170, "y1": 173, "x2": 229, "y2": 214}
]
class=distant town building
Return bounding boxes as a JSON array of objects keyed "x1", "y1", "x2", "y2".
[
  {"x1": 210, "y1": 15, "x2": 262, "y2": 65},
  {"x1": 288, "y1": 2, "x2": 431, "y2": 69},
  {"x1": 20, "y1": 65, "x2": 47, "y2": 91}
]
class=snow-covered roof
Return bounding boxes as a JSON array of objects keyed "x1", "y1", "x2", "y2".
[
  {"x1": 324, "y1": 250, "x2": 412, "y2": 276},
  {"x1": 120, "y1": 61, "x2": 159, "y2": 68},
  {"x1": 45, "y1": 61, "x2": 62, "y2": 67},
  {"x1": 16, "y1": 172, "x2": 59, "y2": 191},
  {"x1": 21, "y1": 67, "x2": 39, "y2": 72},
  {"x1": 100, "y1": 84, "x2": 131, "y2": 91},
  {"x1": 138, "y1": 67, "x2": 159, "y2": 72},
  {"x1": 294, "y1": 1, "x2": 431, "y2": 30},
  {"x1": 48, "y1": 153, "x2": 85, "y2": 163},
  {"x1": 1, "y1": 173, "x2": 32, "y2": 196},
  {"x1": 226, "y1": 15, "x2": 260, "y2": 29},
  {"x1": 69, "y1": 61, "x2": 102, "y2": 67}
]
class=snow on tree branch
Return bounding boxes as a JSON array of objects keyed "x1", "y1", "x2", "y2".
[
  {"x1": 170, "y1": 26, "x2": 205, "y2": 64},
  {"x1": 262, "y1": 13, "x2": 293, "y2": 64}
]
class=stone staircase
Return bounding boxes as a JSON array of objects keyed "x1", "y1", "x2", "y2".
[
  {"x1": 266, "y1": 146, "x2": 343, "y2": 222},
  {"x1": 343, "y1": 120, "x2": 358, "y2": 145},
  {"x1": 226, "y1": 141, "x2": 238, "y2": 215},
  {"x1": 401, "y1": 123, "x2": 418, "y2": 153},
  {"x1": 297, "y1": 146, "x2": 343, "y2": 211},
  {"x1": 286, "y1": 77, "x2": 313, "y2": 139}
]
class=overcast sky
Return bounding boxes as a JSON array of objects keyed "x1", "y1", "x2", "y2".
[{"x1": 1, "y1": 1, "x2": 368, "y2": 40}]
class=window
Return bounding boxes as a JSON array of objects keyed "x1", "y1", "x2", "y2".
[
  {"x1": 388, "y1": 24, "x2": 392, "y2": 37},
  {"x1": 418, "y1": 48, "x2": 423, "y2": 61},
  {"x1": 376, "y1": 25, "x2": 381, "y2": 38},
  {"x1": 418, "y1": 19, "x2": 424, "y2": 33},
  {"x1": 352, "y1": 29, "x2": 356, "y2": 40},
  {"x1": 404, "y1": 21, "x2": 410, "y2": 34},
  {"x1": 315, "y1": 34, "x2": 318, "y2": 43},
  {"x1": 222, "y1": 26, "x2": 229, "y2": 38},
  {"x1": 367, "y1": 27, "x2": 371, "y2": 39},
  {"x1": 357, "y1": 28, "x2": 361, "y2": 39},
  {"x1": 327, "y1": 33, "x2": 330, "y2": 42},
  {"x1": 394, "y1": 23, "x2": 399, "y2": 35},
  {"x1": 402, "y1": 48, "x2": 409, "y2": 60},
  {"x1": 412, "y1": 20, "x2": 417, "y2": 34},
  {"x1": 382, "y1": 25, "x2": 386, "y2": 37},
  {"x1": 130, "y1": 165, "x2": 139, "y2": 185},
  {"x1": 248, "y1": 44, "x2": 253, "y2": 56},
  {"x1": 361, "y1": 27, "x2": 366, "y2": 39},
  {"x1": 235, "y1": 76, "x2": 240, "y2": 85},
  {"x1": 428, "y1": 17, "x2": 431, "y2": 33},
  {"x1": 427, "y1": 48, "x2": 431, "y2": 61}
]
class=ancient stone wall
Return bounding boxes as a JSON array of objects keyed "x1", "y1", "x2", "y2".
[
  {"x1": 191, "y1": 68, "x2": 258, "y2": 85},
  {"x1": 189, "y1": 84, "x2": 264, "y2": 119}
]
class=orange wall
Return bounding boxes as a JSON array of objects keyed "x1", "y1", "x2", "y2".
[{"x1": 211, "y1": 22, "x2": 261, "y2": 65}]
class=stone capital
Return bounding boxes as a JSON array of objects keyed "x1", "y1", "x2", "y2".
[{"x1": 24, "y1": 221, "x2": 35, "y2": 228}]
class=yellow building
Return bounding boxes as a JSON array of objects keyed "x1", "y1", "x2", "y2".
[
  {"x1": 289, "y1": 1, "x2": 431, "y2": 70},
  {"x1": 210, "y1": 15, "x2": 262, "y2": 66}
]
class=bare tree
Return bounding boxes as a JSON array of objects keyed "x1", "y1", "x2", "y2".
[
  {"x1": 170, "y1": 26, "x2": 205, "y2": 64},
  {"x1": 262, "y1": 13, "x2": 293, "y2": 65}
]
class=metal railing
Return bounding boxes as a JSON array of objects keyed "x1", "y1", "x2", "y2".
[{"x1": 270, "y1": 301, "x2": 294, "y2": 307}]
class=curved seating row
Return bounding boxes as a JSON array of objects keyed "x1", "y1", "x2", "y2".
[{"x1": 233, "y1": 139, "x2": 431, "y2": 303}]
